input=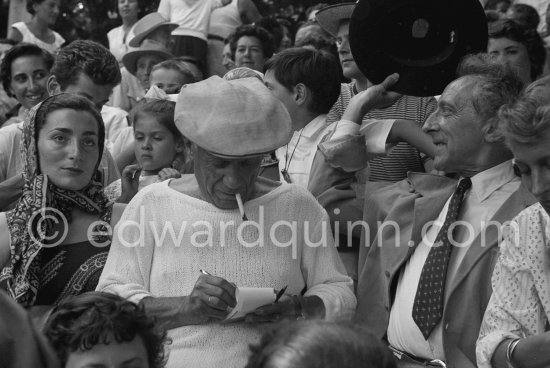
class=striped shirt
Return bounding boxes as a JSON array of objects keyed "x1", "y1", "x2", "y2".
[{"x1": 326, "y1": 83, "x2": 436, "y2": 182}]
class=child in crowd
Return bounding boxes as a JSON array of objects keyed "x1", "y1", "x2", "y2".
[
  {"x1": 111, "y1": 59, "x2": 198, "y2": 172},
  {"x1": 44, "y1": 292, "x2": 169, "y2": 368},
  {"x1": 105, "y1": 99, "x2": 191, "y2": 202},
  {"x1": 149, "y1": 59, "x2": 197, "y2": 94}
]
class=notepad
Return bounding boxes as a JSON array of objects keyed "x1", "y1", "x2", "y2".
[{"x1": 224, "y1": 287, "x2": 276, "y2": 321}]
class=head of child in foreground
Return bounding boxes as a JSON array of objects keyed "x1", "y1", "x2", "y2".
[
  {"x1": 44, "y1": 291, "x2": 169, "y2": 368},
  {"x1": 245, "y1": 320, "x2": 397, "y2": 368}
]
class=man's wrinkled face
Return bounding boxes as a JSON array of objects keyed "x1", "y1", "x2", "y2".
[
  {"x1": 194, "y1": 146, "x2": 262, "y2": 209},
  {"x1": 422, "y1": 77, "x2": 486, "y2": 175}
]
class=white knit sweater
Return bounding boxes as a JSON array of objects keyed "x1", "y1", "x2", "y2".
[{"x1": 97, "y1": 180, "x2": 355, "y2": 368}]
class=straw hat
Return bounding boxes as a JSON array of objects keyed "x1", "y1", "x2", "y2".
[
  {"x1": 315, "y1": 3, "x2": 355, "y2": 37},
  {"x1": 122, "y1": 39, "x2": 174, "y2": 76},
  {"x1": 128, "y1": 12, "x2": 178, "y2": 47},
  {"x1": 175, "y1": 76, "x2": 292, "y2": 158}
]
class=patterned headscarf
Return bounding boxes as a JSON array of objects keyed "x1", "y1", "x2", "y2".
[{"x1": 0, "y1": 94, "x2": 113, "y2": 306}]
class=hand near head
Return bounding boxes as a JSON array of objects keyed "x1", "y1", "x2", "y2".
[
  {"x1": 158, "y1": 168, "x2": 182, "y2": 181},
  {"x1": 117, "y1": 164, "x2": 141, "y2": 203},
  {"x1": 186, "y1": 274, "x2": 237, "y2": 324},
  {"x1": 343, "y1": 73, "x2": 402, "y2": 124}
]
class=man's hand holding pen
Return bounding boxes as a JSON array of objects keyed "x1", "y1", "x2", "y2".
[{"x1": 187, "y1": 269, "x2": 237, "y2": 323}]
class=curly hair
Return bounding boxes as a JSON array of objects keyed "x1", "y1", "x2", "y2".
[
  {"x1": 0, "y1": 43, "x2": 54, "y2": 97},
  {"x1": 230, "y1": 24, "x2": 275, "y2": 60},
  {"x1": 488, "y1": 19, "x2": 546, "y2": 81},
  {"x1": 457, "y1": 53, "x2": 524, "y2": 129},
  {"x1": 51, "y1": 40, "x2": 121, "y2": 90},
  {"x1": 499, "y1": 75, "x2": 550, "y2": 145},
  {"x1": 246, "y1": 320, "x2": 396, "y2": 368},
  {"x1": 44, "y1": 292, "x2": 169, "y2": 368}
]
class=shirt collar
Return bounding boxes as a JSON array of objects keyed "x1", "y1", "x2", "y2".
[
  {"x1": 468, "y1": 160, "x2": 517, "y2": 202},
  {"x1": 301, "y1": 114, "x2": 328, "y2": 138}
]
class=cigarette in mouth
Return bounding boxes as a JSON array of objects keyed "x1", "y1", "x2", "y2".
[{"x1": 235, "y1": 193, "x2": 248, "y2": 221}]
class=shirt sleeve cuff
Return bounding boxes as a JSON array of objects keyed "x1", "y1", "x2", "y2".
[{"x1": 359, "y1": 119, "x2": 396, "y2": 155}]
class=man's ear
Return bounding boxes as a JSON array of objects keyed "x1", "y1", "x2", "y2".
[
  {"x1": 482, "y1": 117, "x2": 504, "y2": 143},
  {"x1": 46, "y1": 75, "x2": 61, "y2": 96},
  {"x1": 294, "y1": 83, "x2": 308, "y2": 107}
]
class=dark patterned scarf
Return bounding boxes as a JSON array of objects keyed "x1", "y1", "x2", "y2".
[{"x1": 0, "y1": 97, "x2": 113, "y2": 306}]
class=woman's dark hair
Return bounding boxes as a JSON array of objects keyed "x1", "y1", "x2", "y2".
[
  {"x1": 230, "y1": 25, "x2": 275, "y2": 59},
  {"x1": 0, "y1": 43, "x2": 54, "y2": 97},
  {"x1": 34, "y1": 93, "x2": 106, "y2": 169},
  {"x1": 44, "y1": 291, "x2": 169, "y2": 368},
  {"x1": 246, "y1": 320, "x2": 397, "y2": 368},
  {"x1": 488, "y1": 19, "x2": 546, "y2": 81},
  {"x1": 507, "y1": 3, "x2": 540, "y2": 30},
  {"x1": 26, "y1": 0, "x2": 47, "y2": 15}
]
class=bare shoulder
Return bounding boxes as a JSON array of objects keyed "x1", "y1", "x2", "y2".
[{"x1": 7, "y1": 27, "x2": 23, "y2": 42}]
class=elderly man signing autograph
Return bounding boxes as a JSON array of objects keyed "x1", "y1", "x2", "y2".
[{"x1": 97, "y1": 76, "x2": 356, "y2": 368}]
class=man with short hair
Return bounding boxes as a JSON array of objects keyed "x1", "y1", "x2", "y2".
[
  {"x1": 97, "y1": 76, "x2": 355, "y2": 368},
  {"x1": 356, "y1": 54, "x2": 536, "y2": 368},
  {"x1": 0, "y1": 40, "x2": 122, "y2": 210}
]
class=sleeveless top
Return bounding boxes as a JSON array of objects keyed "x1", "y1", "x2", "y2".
[
  {"x1": 209, "y1": 0, "x2": 241, "y2": 38},
  {"x1": 34, "y1": 240, "x2": 110, "y2": 305},
  {"x1": 11, "y1": 22, "x2": 65, "y2": 54}
]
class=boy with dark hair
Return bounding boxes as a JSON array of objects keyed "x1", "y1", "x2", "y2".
[
  {"x1": 264, "y1": 47, "x2": 343, "y2": 190},
  {"x1": 0, "y1": 40, "x2": 123, "y2": 210}
]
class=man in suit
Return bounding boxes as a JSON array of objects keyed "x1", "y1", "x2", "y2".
[{"x1": 356, "y1": 54, "x2": 536, "y2": 368}]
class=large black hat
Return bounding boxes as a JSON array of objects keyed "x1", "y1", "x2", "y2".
[{"x1": 349, "y1": 0, "x2": 488, "y2": 97}]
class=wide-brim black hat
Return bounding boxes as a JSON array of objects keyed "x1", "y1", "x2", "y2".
[{"x1": 349, "y1": 0, "x2": 488, "y2": 97}]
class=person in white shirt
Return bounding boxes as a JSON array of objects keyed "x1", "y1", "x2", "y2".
[
  {"x1": 107, "y1": 0, "x2": 141, "y2": 64},
  {"x1": 97, "y1": 76, "x2": 355, "y2": 368},
  {"x1": 158, "y1": 0, "x2": 231, "y2": 74}
]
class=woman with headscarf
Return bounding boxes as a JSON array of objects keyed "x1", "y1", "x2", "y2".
[{"x1": 0, "y1": 93, "x2": 129, "y2": 308}]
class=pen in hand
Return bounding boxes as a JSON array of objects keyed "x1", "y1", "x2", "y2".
[{"x1": 274, "y1": 285, "x2": 288, "y2": 303}]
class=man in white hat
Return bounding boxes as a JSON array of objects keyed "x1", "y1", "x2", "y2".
[{"x1": 97, "y1": 76, "x2": 355, "y2": 368}]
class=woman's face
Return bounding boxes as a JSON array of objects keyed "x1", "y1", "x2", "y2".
[
  {"x1": 65, "y1": 336, "x2": 149, "y2": 368},
  {"x1": 33, "y1": 0, "x2": 60, "y2": 26},
  {"x1": 234, "y1": 36, "x2": 266, "y2": 72},
  {"x1": 136, "y1": 55, "x2": 163, "y2": 89},
  {"x1": 37, "y1": 108, "x2": 100, "y2": 191},
  {"x1": 488, "y1": 37, "x2": 532, "y2": 84},
  {"x1": 9, "y1": 55, "x2": 50, "y2": 109},
  {"x1": 134, "y1": 112, "x2": 181, "y2": 175},
  {"x1": 118, "y1": 0, "x2": 139, "y2": 21}
]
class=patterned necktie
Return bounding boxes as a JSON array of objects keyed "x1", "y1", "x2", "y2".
[{"x1": 412, "y1": 177, "x2": 472, "y2": 339}]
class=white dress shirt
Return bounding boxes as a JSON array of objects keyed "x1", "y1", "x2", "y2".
[
  {"x1": 388, "y1": 160, "x2": 520, "y2": 360},
  {"x1": 275, "y1": 115, "x2": 330, "y2": 188}
]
